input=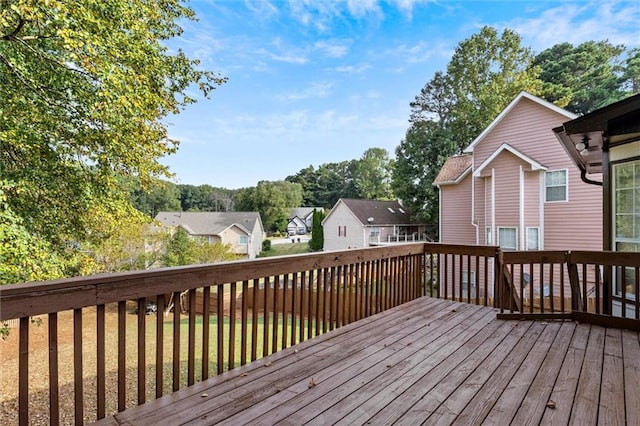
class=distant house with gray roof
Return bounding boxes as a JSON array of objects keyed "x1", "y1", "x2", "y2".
[
  {"x1": 322, "y1": 199, "x2": 431, "y2": 251},
  {"x1": 155, "y1": 211, "x2": 265, "y2": 259},
  {"x1": 287, "y1": 207, "x2": 323, "y2": 235}
]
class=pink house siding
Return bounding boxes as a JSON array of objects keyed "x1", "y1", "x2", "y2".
[
  {"x1": 436, "y1": 92, "x2": 603, "y2": 300},
  {"x1": 439, "y1": 173, "x2": 476, "y2": 244}
]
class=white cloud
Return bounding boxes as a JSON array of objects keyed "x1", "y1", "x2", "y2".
[
  {"x1": 346, "y1": 0, "x2": 382, "y2": 18},
  {"x1": 280, "y1": 81, "x2": 335, "y2": 101},
  {"x1": 334, "y1": 63, "x2": 372, "y2": 74},
  {"x1": 314, "y1": 40, "x2": 351, "y2": 58},
  {"x1": 243, "y1": 0, "x2": 280, "y2": 19},
  {"x1": 505, "y1": 1, "x2": 640, "y2": 51}
]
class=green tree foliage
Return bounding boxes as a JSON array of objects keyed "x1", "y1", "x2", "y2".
[
  {"x1": 534, "y1": 41, "x2": 627, "y2": 114},
  {"x1": 393, "y1": 122, "x2": 455, "y2": 224},
  {"x1": 129, "y1": 178, "x2": 181, "y2": 218},
  {"x1": 394, "y1": 26, "x2": 541, "y2": 228},
  {"x1": 89, "y1": 217, "x2": 169, "y2": 272},
  {"x1": 177, "y1": 184, "x2": 236, "y2": 212},
  {"x1": 0, "y1": 1, "x2": 226, "y2": 281},
  {"x1": 446, "y1": 26, "x2": 542, "y2": 148},
  {"x1": 0, "y1": 181, "x2": 65, "y2": 284},
  {"x1": 309, "y1": 209, "x2": 324, "y2": 251},
  {"x1": 235, "y1": 181, "x2": 303, "y2": 232},
  {"x1": 623, "y1": 48, "x2": 640, "y2": 94},
  {"x1": 353, "y1": 148, "x2": 393, "y2": 200},
  {"x1": 163, "y1": 227, "x2": 236, "y2": 266}
]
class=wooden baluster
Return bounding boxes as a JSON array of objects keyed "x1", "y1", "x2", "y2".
[
  {"x1": 187, "y1": 290, "x2": 196, "y2": 386},
  {"x1": 241, "y1": 280, "x2": 248, "y2": 366},
  {"x1": 291, "y1": 272, "x2": 297, "y2": 345},
  {"x1": 118, "y1": 301, "x2": 127, "y2": 410},
  {"x1": 281, "y1": 275, "x2": 288, "y2": 349},
  {"x1": 137, "y1": 298, "x2": 146, "y2": 404},
  {"x1": 19, "y1": 317, "x2": 29, "y2": 426},
  {"x1": 229, "y1": 282, "x2": 237, "y2": 370},
  {"x1": 202, "y1": 287, "x2": 210, "y2": 380},
  {"x1": 48, "y1": 313, "x2": 59, "y2": 425},
  {"x1": 251, "y1": 278, "x2": 259, "y2": 362},
  {"x1": 96, "y1": 305, "x2": 105, "y2": 419},
  {"x1": 74, "y1": 308, "x2": 83, "y2": 425},
  {"x1": 172, "y1": 291, "x2": 180, "y2": 392},
  {"x1": 272, "y1": 275, "x2": 279, "y2": 353},
  {"x1": 156, "y1": 295, "x2": 165, "y2": 397},
  {"x1": 262, "y1": 277, "x2": 269, "y2": 357},
  {"x1": 217, "y1": 284, "x2": 224, "y2": 374},
  {"x1": 299, "y1": 271, "x2": 306, "y2": 343}
]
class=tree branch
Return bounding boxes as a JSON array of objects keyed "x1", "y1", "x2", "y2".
[{"x1": 1, "y1": 17, "x2": 25, "y2": 40}]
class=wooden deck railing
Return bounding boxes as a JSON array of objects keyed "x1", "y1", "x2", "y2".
[
  {"x1": 1, "y1": 243, "x2": 638, "y2": 425},
  {"x1": 0, "y1": 244, "x2": 428, "y2": 425}
]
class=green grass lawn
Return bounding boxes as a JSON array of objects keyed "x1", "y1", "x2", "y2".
[{"x1": 260, "y1": 242, "x2": 311, "y2": 257}]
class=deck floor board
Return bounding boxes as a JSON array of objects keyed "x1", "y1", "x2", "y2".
[{"x1": 94, "y1": 297, "x2": 640, "y2": 426}]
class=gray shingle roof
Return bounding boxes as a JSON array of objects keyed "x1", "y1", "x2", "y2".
[
  {"x1": 289, "y1": 207, "x2": 323, "y2": 219},
  {"x1": 339, "y1": 199, "x2": 415, "y2": 226},
  {"x1": 154, "y1": 211, "x2": 261, "y2": 235}
]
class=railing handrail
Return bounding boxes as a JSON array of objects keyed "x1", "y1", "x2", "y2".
[{"x1": 0, "y1": 244, "x2": 428, "y2": 321}]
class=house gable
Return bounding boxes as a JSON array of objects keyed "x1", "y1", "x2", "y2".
[
  {"x1": 473, "y1": 143, "x2": 547, "y2": 178},
  {"x1": 464, "y1": 92, "x2": 576, "y2": 154}
]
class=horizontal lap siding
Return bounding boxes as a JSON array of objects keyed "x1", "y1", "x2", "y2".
[
  {"x1": 471, "y1": 97, "x2": 601, "y2": 252},
  {"x1": 440, "y1": 174, "x2": 476, "y2": 245},
  {"x1": 492, "y1": 153, "x2": 526, "y2": 244},
  {"x1": 323, "y1": 204, "x2": 366, "y2": 251}
]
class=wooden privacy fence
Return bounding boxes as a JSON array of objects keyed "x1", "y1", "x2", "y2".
[{"x1": 1, "y1": 243, "x2": 639, "y2": 425}]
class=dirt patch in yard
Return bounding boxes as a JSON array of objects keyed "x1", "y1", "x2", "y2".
[{"x1": 1, "y1": 302, "x2": 247, "y2": 425}]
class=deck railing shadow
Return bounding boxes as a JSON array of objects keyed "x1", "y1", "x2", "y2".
[{"x1": 1, "y1": 243, "x2": 639, "y2": 425}]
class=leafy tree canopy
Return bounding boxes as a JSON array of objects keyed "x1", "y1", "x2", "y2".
[
  {"x1": 1, "y1": 0, "x2": 226, "y2": 281},
  {"x1": 235, "y1": 181, "x2": 303, "y2": 232},
  {"x1": 534, "y1": 40, "x2": 627, "y2": 114}
]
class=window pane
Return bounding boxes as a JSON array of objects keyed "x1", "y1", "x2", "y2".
[
  {"x1": 615, "y1": 162, "x2": 634, "y2": 189},
  {"x1": 616, "y1": 188, "x2": 634, "y2": 213},
  {"x1": 499, "y1": 228, "x2": 517, "y2": 249},
  {"x1": 546, "y1": 186, "x2": 566, "y2": 202},
  {"x1": 527, "y1": 228, "x2": 539, "y2": 250}
]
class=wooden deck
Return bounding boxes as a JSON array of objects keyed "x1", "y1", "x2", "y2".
[{"x1": 95, "y1": 297, "x2": 640, "y2": 425}]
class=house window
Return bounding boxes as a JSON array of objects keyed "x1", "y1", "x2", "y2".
[
  {"x1": 545, "y1": 170, "x2": 568, "y2": 202},
  {"x1": 498, "y1": 227, "x2": 517, "y2": 250},
  {"x1": 238, "y1": 235, "x2": 248, "y2": 244},
  {"x1": 485, "y1": 227, "x2": 492, "y2": 245},
  {"x1": 338, "y1": 225, "x2": 347, "y2": 237},
  {"x1": 370, "y1": 227, "x2": 380, "y2": 237},
  {"x1": 526, "y1": 227, "x2": 540, "y2": 250},
  {"x1": 613, "y1": 159, "x2": 640, "y2": 299},
  {"x1": 462, "y1": 271, "x2": 476, "y2": 297}
]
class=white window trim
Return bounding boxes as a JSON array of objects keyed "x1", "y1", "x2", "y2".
[
  {"x1": 544, "y1": 169, "x2": 569, "y2": 203},
  {"x1": 526, "y1": 227, "x2": 540, "y2": 250},
  {"x1": 612, "y1": 158, "x2": 640, "y2": 299},
  {"x1": 485, "y1": 226, "x2": 492, "y2": 245},
  {"x1": 497, "y1": 226, "x2": 518, "y2": 250},
  {"x1": 238, "y1": 235, "x2": 248, "y2": 245}
]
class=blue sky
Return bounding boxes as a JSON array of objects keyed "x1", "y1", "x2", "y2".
[{"x1": 163, "y1": 0, "x2": 640, "y2": 189}]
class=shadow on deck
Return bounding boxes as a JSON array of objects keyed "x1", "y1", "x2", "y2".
[{"x1": 95, "y1": 297, "x2": 640, "y2": 425}]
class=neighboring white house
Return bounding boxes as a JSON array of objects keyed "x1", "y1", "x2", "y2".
[
  {"x1": 287, "y1": 207, "x2": 323, "y2": 235},
  {"x1": 322, "y1": 199, "x2": 430, "y2": 251},
  {"x1": 155, "y1": 211, "x2": 265, "y2": 259}
]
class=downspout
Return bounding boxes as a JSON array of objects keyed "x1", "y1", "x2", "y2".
[
  {"x1": 491, "y1": 168, "x2": 496, "y2": 245},
  {"x1": 519, "y1": 165, "x2": 525, "y2": 250},
  {"x1": 471, "y1": 166, "x2": 479, "y2": 244},
  {"x1": 438, "y1": 186, "x2": 442, "y2": 242},
  {"x1": 581, "y1": 168, "x2": 603, "y2": 186}
]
